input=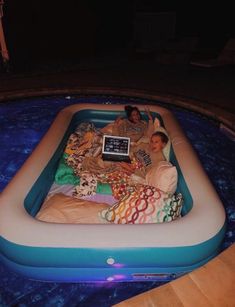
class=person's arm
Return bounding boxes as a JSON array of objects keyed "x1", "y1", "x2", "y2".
[
  {"x1": 144, "y1": 107, "x2": 154, "y2": 137},
  {"x1": 112, "y1": 116, "x2": 123, "y2": 135},
  {"x1": 115, "y1": 116, "x2": 123, "y2": 125},
  {"x1": 112, "y1": 117, "x2": 125, "y2": 136},
  {"x1": 145, "y1": 106, "x2": 153, "y2": 123}
]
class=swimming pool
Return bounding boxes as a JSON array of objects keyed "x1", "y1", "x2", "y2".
[{"x1": 0, "y1": 95, "x2": 234, "y2": 306}]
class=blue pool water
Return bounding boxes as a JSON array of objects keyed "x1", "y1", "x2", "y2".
[{"x1": 0, "y1": 95, "x2": 235, "y2": 306}]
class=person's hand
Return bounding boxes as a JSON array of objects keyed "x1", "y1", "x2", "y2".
[{"x1": 145, "y1": 107, "x2": 153, "y2": 121}]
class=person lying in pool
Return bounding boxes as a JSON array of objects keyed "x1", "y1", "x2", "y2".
[
  {"x1": 75, "y1": 130, "x2": 169, "y2": 199},
  {"x1": 118, "y1": 130, "x2": 169, "y2": 179},
  {"x1": 79, "y1": 105, "x2": 155, "y2": 175},
  {"x1": 112, "y1": 105, "x2": 154, "y2": 142}
]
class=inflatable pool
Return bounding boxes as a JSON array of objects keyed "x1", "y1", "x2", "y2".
[{"x1": 0, "y1": 103, "x2": 226, "y2": 282}]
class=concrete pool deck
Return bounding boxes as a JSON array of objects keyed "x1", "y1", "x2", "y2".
[{"x1": 0, "y1": 61, "x2": 234, "y2": 130}]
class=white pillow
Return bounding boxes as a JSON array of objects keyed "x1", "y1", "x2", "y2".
[
  {"x1": 101, "y1": 185, "x2": 183, "y2": 224},
  {"x1": 146, "y1": 161, "x2": 178, "y2": 195}
]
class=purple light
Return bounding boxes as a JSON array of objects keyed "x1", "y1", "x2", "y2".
[
  {"x1": 112, "y1": 263, "x2": 125, "y2": 268},
  {"x1": 106, "y1": 274, "x2": 127, "y2": 282}
]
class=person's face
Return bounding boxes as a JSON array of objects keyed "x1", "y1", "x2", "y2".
[
  {"x1": 150, "y1": 135, "x2": 166, "y2": 153},
  {"x1": 130, "y1": 110, "x2": 140, "y2": 124}
]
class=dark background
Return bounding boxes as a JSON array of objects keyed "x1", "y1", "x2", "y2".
[{"x1": 2, "y1": 0, "x2": 235, "y2": 71}]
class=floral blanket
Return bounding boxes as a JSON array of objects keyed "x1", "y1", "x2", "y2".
[{"x1": 63, "y1": 122, "x2": 138, "y2": 200}]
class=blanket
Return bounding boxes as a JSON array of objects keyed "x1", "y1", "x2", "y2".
[
  {"x1": 36, "y1": 193, "x2": 110, "y2": 224},
  {"x1": 38, "y1": 122, "x2": 182, "y2": 224},
  {"x1": 55, "y1": 122, "x2": 176, "y2": 199},
  {"x1": 62, "y1": 122, "x2": 139, "y2": 199}
]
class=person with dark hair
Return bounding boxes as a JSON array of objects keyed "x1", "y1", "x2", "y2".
[
  {"x1": 113, "y1": 105, "x2": 153, "y2": 142},
  {"x1": 124, "y1": 105, "x2": 142, "y2": 122}
]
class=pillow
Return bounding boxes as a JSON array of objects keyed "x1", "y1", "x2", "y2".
[
  {"x1": 36, "y1": 193, "x2": 110, "y2": 224},
  {"x1": 101, "y1": 185, "x2": 183, "y2": 224},
  {"x1": 146, "y1": 161, "x2": 178, "y2": 195}
]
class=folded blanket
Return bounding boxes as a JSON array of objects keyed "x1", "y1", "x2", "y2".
[{"x1": 36, "y1": 193, "x2": 110, "y2": 224}]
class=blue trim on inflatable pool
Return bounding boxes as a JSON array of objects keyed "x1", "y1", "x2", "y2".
[{"x1": 0, "y1": 223, "x2": 226, "y2": 282}]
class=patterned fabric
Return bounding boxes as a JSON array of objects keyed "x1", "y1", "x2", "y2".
[
  {"x1": 101, "y1": 185, "x2": 183, "y2": 224},
  {"x1": 112, "y1": 118, "x2": 148, "y2": 142},
  {"x1": 65, "y1": 122, "x2": 103, "y2": 176},
  {"x1": 73, "y1": 172, "x2": 98, "y2": 198},
  {"x1": 61, "y1": 121, "x2": 136, "y2": 198},
  {"x1": 54, "y1": 153, "x2": 80, "y2": 185},
  {"x1": 97, "y1": 170, "x2": 135, "y2": 200},
  {"x1": 155, "y1": 192, "x2": 183, "y2": 222},
  {"x1": 59, "y1": 122, "x2": 176, "y2": 203}
]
